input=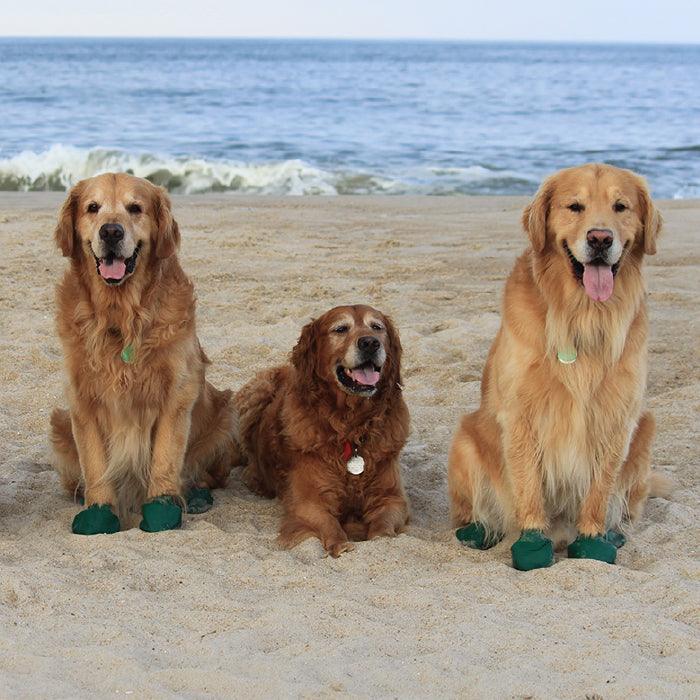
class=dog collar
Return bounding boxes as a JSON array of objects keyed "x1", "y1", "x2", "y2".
[{"x1": 557, "y1": 347, "x2": 577, "y2": 364}]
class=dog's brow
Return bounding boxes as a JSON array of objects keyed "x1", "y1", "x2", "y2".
[{"x1": 330, "y1": 316, "x2": 353, "y2": 328}]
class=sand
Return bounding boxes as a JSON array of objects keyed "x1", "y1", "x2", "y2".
[{"x1": 0, "y1": 193, "x2": 698, "y2": 698}]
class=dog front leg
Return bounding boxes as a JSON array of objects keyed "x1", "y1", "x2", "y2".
[
  {"x1": 505, "y1": 416, "x2": 554, "y2": 570},
  {"x1": 140, "y1": 397, "x2": 194, "y2": 532},
  {"x1": 363, "y1": 459, "x2": 409, "y2": 540},
  {"x1": 568, "y1": 455, "x2": 623, "y2": 564},
  {"x1": 278, "y1": 463, "x2": 352, "y2": 557},
  {"x1": 69, "y1": 409, "x2": 120, "y2": 535}
]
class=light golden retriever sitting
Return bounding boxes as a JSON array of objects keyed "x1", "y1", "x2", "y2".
[
  {"x1": 235, "y1": 305, "x2": 409, "y2": 557},
  {"x1": 448, "y1": 163, "x2": 667, "y2": 570},
  {"x1": 50, "y1": 173, "x2": 237, "y2": 535}
]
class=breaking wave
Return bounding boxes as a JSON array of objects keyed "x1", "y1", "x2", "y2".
[{"x1": 0, "y1": 145, "x2": 540, "y2": 195}]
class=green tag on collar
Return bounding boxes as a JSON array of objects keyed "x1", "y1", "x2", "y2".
[
  {"x1": 557, "y1": 347, "x2": 577, "y2": 364},
  {"x1": 120, "y1": 344, "x2": 135, "y2": 363}
]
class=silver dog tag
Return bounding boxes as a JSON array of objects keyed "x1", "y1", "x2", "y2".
[{"x1": 346, "y1": 453, "x2": 365, "y2": 475}]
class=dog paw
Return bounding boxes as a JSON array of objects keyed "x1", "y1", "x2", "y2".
[
  {"x1": 139, "y1": 496, "x2": 182, "y2": 532},
  {"x1": 511, "y1": 529, "x2": 555, "y2": 571},
  {"x1": 568, "y1": 534, "x2": 617, "y2": 564},
  {"x1": 72, "y1": 504, "x2": 120, "y2": 535},
  {"x1": 185, "y1": 486, "x2": 214, "y2": 514},
  {"x1": 325, "y1": 540, "x2": 355, "y2": 558},
  {"x1": 367, "y1": 523, "x2": 401, "y2": 540},
  {"x1": 455, "y1": 522, "x2": 503, "y2": 550}
]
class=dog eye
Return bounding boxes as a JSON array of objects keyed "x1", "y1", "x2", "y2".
[
  {"x1": 127, "y1": 203, "x2": 142, "y2": 215},
  {"x1": 613, "y1": 201, "x2": 627, "y2": 213},
  {"x1": 370, "y1": 323, "x2": 384, "y2": 331},
  {"x1": 567, "y1": 202, "x2": 584, "y2": 213},
  {"x1": 333, "y1": 325, "x2": 349, "y2": 334},
  {"x1": 87, "y1": 202, "x2": 100, "y2": 213}
]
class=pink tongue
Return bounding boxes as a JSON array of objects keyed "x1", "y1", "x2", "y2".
[
  {"x1": 99, "y1": 258, "x2": 126, "y2": 280},
  {"x1": 349, "y1": 367, "x2": 381, "y2": 386},
  {"x1": 582, "y1": 264, "x2": 614, "y2": 302}
]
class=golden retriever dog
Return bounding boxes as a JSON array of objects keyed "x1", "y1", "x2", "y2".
[
  {"x1": 448, "y1": 163, "x2": 668, "y2": 570},
  {"x1": 235, "y1": 305, "x2": 409, "y2": 557},
  {"x1": 50, "y1": 173, "x2": 237, "y2": 535}
]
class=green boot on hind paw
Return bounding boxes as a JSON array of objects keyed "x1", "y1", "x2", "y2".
[
  {"x1": 605, "y1": 529, "x2": 626, "y2": 549},
  {"x1": 568, "y1": 534, "x2": 617, "y2": 564},
  {"x1": 455, "y1": 522, "x2": 503, "y2": 550},
  {"x1": 139, "y1": 496, "x2": 182, "y2": 533},
  {"x1": 511, "y1": 529, "x2": 555, "y2": 571},
  {"x1": 186, "y1": 486, "x2": 214, "y2": 514},
  {"x1": 72, "y1": 504, "x2": 120, "y2": 535}
]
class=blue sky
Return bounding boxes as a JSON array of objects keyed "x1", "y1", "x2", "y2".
[{"x1": 3, "y1": 0, "x2": 699, "y2": 43}]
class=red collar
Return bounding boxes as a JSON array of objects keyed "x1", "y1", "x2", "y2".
[{"x1": 342, "y1": 441, "x2": 353, "y2": 461}]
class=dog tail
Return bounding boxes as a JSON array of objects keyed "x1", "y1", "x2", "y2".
[{"x1": 648, "y1": 471, "x2": 674, "y2": 499}]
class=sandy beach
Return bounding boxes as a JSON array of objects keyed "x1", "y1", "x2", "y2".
[{"x1": 0, "y1": 193, "x2": 697, "y2": 698}]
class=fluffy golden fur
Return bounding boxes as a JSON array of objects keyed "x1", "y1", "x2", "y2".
[
  {"x1": 235, "y1": 305, "x2": 410, "y2": 557},
  {"x1": 50, "y1": 173, "x2": 237, "y2": 520},
  {"x1": 448, "y1": 163, "x2": 667, "y2": 545}
]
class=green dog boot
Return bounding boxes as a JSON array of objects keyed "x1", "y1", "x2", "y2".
[
  {"x1": 568, "y1": 534, "x2": 617, "y2": 564},
  {"x1": 186, "y1": 486, "x2": 214, "y2": 514},
  {"x1": 511, "y1": 529, "x2": 555, "y2": 571},
  {"x1": 72, "y1": 504, "x2": 120, "y2": 535},
  {"x1": 140, "y1": 496, "x2": 182, "y2": 533},
  {"x1": 605, "y1": 529, "x2": 626, "y2": 549},
  {"x1": 455, "y1": 522, "x2": 503, "y2": 550}
]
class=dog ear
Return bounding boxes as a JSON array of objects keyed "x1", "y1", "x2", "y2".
[
  {"x1": 153, "y1": 186, "x2": 181, "y2": 259},
  {"x1": 382, "y1": 314, "x2": 403, "y2": 389},
  {"x1": 522, "y1": 179, "x2": 553, "y2": 253},
  {"x1": 634, "y1": 176, "x2": 662, "y2": 256},
  {"x1": 291, "y1": 317, "x2": 320, "y2": 383},
  {"x1": 54, "y1": 184, "x2": 81, "y2": 257}
]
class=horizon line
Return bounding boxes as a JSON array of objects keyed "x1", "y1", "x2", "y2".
[{"x1": 0, "y1": 35, "x2": 698, "y2": 46}]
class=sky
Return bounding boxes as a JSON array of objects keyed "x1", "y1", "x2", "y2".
[{"x1": 2, "y1": 0, "x2": 699, "y2": 43}]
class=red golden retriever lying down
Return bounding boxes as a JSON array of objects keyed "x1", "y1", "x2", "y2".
[
  {"x1": 448, "y1": 163, "x2": 669, "y2": 570},
  {"x1": 50, "y1": 173, "x2": 237, "y2": 534},
  {"x1": 235, "y1": 305, "x2": 410, "y2": 557}
]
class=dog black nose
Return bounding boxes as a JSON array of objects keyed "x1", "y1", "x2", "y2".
[
  {"x1": 358, "y1": 336, "x2": 380, "y2": 354},
  {"x1": 99, "y1": 223, "x2": 125, "y2": 245},
  {"x1": 587, "y1": 229, "x2": 613, "y2": 250}
]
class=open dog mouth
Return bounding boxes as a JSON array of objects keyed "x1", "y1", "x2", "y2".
[
  {"x1": 93, "y1": 243, "x2": 142, "y2": 285},
  {"x1": 563, "y1": 241, "x2": 619, "y2": 303},
  {"x1": 335, "y1": 360, "x2": 382, "y2": 395}
]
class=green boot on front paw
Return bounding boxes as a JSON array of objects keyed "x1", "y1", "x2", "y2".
[
  {"x1": 567, "y1": 533, "x2": 617, "y2": 564},
  {"x1": 511, "y1": 529, "x2": 555, "y2": 571},
  {"x1": 186, "y1": 486, "x2": 214, "y2": 514},
  {"x1": 455, "y1": 522, "x2": 503, "y2": 550},
  {"x1": 72, "y1": 504, "x2": 120, "y2": 535},
  {"x1": 139, "y1": 496, "x2": 182, "y2": 533}
]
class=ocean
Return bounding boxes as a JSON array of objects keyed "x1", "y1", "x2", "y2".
[{"x1": 0, "y1": 38, "x2": 698, "y2": 197}]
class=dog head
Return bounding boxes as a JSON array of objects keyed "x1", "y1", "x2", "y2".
[
  {"x1": 292, "y1": 305, "x2": 402, "y2": 398},
  {"x1": 54, "y1": 172, "x2": 180, "y2": 286},
  {"x1": 522, "y1": 163, "x2": 661, "y2": 302}
]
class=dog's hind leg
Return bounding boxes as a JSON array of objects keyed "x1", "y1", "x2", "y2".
[
  {"x1": 50, "y1": 408, "x2": 83, "y2": 499},
  {"x1": 616, "y1": 412, "x2": 658, "y2": 525},
  {"x1": 183, "y1": 382, "x2": 240, "y2": 512},
  {"x1": 448, "y1": 412, "x2": 509, "y2": 549}
]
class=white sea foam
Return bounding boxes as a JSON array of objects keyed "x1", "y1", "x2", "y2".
[{"x1": 0, "y1": 145, "x2": 541, "y2": 195}]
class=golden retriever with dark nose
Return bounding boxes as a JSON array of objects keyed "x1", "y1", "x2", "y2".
[
  {"x1": 235, "y1": 305, "x2": 409, "y2": 557},
  {"x1": 448, "y1": 163, "x2": 668, "y2": 570},
  {"x1": 50, "y1": 173, "x2": 237, "y2": 535}
]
